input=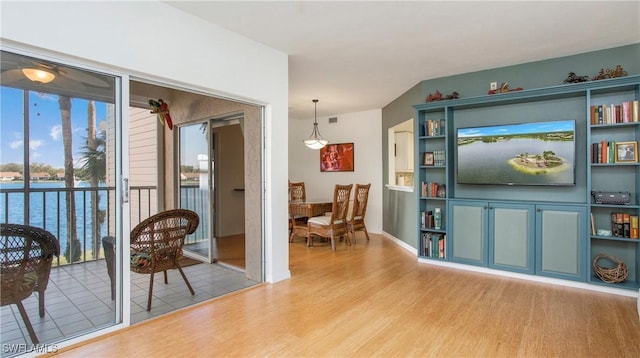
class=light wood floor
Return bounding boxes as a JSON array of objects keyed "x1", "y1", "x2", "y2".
[
  {"x1": 215, "y1": 234, "x2": 245, "y2": 270},
  {"x1": 51, "y1": 233, "x2": 640, "y2": 357}
]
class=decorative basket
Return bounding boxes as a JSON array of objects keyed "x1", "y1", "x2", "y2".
[{"x1": 593, "y1": 254, "x2": 628, "y2": 283}]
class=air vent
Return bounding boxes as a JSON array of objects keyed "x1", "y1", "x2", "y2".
[{"x1": 329, "y1": 117, "x2": 338, "y2": 124}]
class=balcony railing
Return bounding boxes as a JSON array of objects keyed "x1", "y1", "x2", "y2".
[
  {"x1": 0, "y1": 185, "x2": 156, "y2": 266},
  {"x1": 0, "y1": 183, "x2": 209, "y2": 266}
]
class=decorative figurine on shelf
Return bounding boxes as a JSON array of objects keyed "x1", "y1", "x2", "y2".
[
  {"x1": 563, "y1": 72, "x2": 590, "y2": 83},
  {"x1": 149, "y1": 98, "x2": 173, "y2": 130},
  {"x1": 426, "y1": 90, "x2": 459, "y2": 102},
  {"x1": 593, "y1": 65, "x2": 628, "y2": 81},
  {"x1": 488, "y1": 82, "x2": 523, "y2": 95},
  {"x1": 444, "y1": 91, "x2": 460, "y2": 100},
  {"x1": 426, "y1": 90, "x2": 442, "y2": 102}
]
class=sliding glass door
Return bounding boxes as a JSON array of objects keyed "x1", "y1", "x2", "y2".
[{"x1": 178, "y1": 123, "x2": 212, "y2": 262}]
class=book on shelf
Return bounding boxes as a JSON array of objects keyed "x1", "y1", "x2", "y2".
[
  {"x1": 610, "y1": 212, "x2": 633, "y2": 238},
  {"x1": 423, "y1": 119, "x2": 446, "y2": 136},
  {"x1": 623, "y1": 213, "x2": 631, "y2": 238},
  {"x1": 421, "y1": 232, "x2": 446, "y2": 259},
  {"x1": 631, "y1": 215, "x2": 639, "y2": 239},
  {"x1": 590, "y1": 212, "x2": 596, "y2": 235},
  {"x1": 421, "y1": 211, "x2": 434, "y2": 229},
  {"x1": 590, "y1": 101, "x2": 640, "y2": 124}
]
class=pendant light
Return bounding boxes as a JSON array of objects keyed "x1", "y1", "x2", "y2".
[
  {"x1": 303, "y1": 99, "x2": 328, "y2": 149},
  {"x1": 22, "y1": 68, "x2": 56, "y2": 84}
]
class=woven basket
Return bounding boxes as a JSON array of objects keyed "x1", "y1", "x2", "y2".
[{"x1": 593, "y1": 254, "x2": 628, "y2": 283}]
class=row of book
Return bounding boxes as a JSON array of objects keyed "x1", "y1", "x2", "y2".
[
  {"x1": 423, "y1": 119, "x2": 445, "y2": 136},
  {"x1": 421, "y1": 232, "x2": 446, "y2": 258},
  {"x1": 611, "y1": 212, "x2": 639, "y2": 239},
  {"x1": 591, "y1": 140, "x2": 638, "y2": 164},
  {"x1": 420, "y1": 210, "x2": 443, "y2": 230},
  {"x1": 420, "y1": 182, "x2": 445, "y2": 198},
  {"x1": 423, "y1": 150, "x2": 446, "y2": 166},
  {"x1": 590, "y1": 101, "x2": 639, "y2": 125}
]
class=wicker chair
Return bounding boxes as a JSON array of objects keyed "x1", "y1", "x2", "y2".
[
  {"x1": 288, "y1": 181, "x2": 306, "y2": 203},
  {"x1": 307, "y1": 184, "x2": 353, "y2": 250},
  {"x1": 130, "y1": 209, "x2": 199, "y2": 311},
  {"x1": 288, "y1": 181, "x2": 308, "y2": 239},
  {"x1": 347, "y1": 183, "x2": 371, "y2": 243},
  {"x1": 1, "y1": 224, "x2": 60, "y2": 344},
  {"x1": 289, "y1": 203, "x2": 309, "y2": 243}
]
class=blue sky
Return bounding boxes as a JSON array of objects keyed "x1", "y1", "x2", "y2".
[
  {"x1": 457, "y1": 119, "x2": 575, "y2": 138},
  {"x1": 1, "y1": 86, "x2": 108, "y2": 169}
]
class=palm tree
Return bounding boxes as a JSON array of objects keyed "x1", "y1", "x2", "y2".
[
  {"x1": 59, "y1": 95, "x2": 81, "y2": 262},
  {"x1": 79, "y1": 100, "x2": 107, "y2": 259}
]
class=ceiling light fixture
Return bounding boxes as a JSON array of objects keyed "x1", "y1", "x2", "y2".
[
  {"x1": 22, "y1": 68, "x2": 56, "y2": 84},
  {"x1": 303, "y1": 99, "x2": 328, "y2": 149}
]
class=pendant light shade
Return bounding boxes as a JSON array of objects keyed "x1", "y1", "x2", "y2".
[
  {"x1": 303, "y1": 99, "x2": 328, "y2": 149},
  {"x1": 22, "y1": 68, "x2": 56, "y2": 84}
]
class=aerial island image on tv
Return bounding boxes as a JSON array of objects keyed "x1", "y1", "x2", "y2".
[{"x1": 456, "y1": 119, "x2": 575, "y2": 186}]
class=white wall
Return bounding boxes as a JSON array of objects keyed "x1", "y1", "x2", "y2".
[
  {"x1": 0, "y1": 1, "x2": 290, "y2": 282},
  {"x1": 289, "y1": 109, "x2": 383, "y2": 234}
]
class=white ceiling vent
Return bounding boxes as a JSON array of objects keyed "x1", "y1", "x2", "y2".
[{"x1": 329, "y1": 117, "x2": 338, "y2": 124}]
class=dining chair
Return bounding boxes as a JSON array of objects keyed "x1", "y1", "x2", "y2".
[
  {"x1": 1, "y1": 224, "x2": 60, "y2": 344},
  {"x1": 288, "y1": 181, "x2": 306, "y2": 203},
  {"x1": 288, "y1": 181, "x2": 308, "y2": 237},
  {"x1": 347, "y1": 183, "x2": 371, "y2": 243},
  {"x1": 289, "y1": 203, "x2": 309, "y2": 243},
  {"x1": 307, "y1": 184, "x2": 353, "y2": 250},
  {"x1": 130, "y1": 209, "x2": 199, "y2": 311}
]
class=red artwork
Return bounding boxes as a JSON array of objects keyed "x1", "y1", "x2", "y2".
[{"x1": 320, "y1": 143, "x2": 354, "y2": 172}]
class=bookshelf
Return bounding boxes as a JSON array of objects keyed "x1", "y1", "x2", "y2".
[
  {"x1": 417, "y1": 109, "x2": 451, "y2": 259},
  {"x1": 414, "y1": 75, "x2": 640, "y2": 290},
  {"x1": 587, "y1": 82, "x2": 640, "y2": 289}
]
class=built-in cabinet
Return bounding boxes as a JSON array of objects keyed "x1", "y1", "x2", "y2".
[{"x1": 414, "y1": 75, "x2": 640, "y2": 291}]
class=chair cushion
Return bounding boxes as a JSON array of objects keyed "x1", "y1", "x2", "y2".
[
  {"x1": 130, "y1": 253, "x2": 151, "y2": 268},
  {"x1": 308, "y1": 216, "x2": 343, "y2": 225}
]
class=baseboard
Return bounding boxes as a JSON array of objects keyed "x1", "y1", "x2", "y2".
[{"x1": 381, "y1": 231, "x2": 639, "y2": 299}]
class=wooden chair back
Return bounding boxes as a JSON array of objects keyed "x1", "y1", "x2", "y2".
[
  {"x1": 288, "y1": 181, "x2": 306, "y2": 203},
  {"x1": 351, "y1": 183, "x2": 371, "y2": 221}
]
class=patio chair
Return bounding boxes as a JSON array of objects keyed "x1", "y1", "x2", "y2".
[
  {"x1": 1, "y1": 224, "x2": 60, "y2": 344},
  {"x1": 307, "y1": 184, "x2": 353, "y2": 250},
  {"x1": 347, "y1": 183, "x2": 371, "y2": 243},
  {"x1": 130, "y1": 209, "x2": 199, "y2": 311}
]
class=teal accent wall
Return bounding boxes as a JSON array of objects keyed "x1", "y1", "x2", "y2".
[{"x1": 382, "y1": 44, "x2": 640, "y2": 249}]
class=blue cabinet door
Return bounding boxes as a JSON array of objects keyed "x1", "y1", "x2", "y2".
[
  {"x1": 449, "y1": 200, "x2": 488, "y2": 266},
  {"x1": 536, "y1": 204, "x2": 587, "y2": 281},
  {"x1": 489, "y1": 202, "x2": 535, "y2": 274}
]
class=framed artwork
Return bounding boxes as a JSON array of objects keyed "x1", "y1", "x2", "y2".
[
  {"x1": 615, "y1": 141, "x2": 638, "y2": 163},
  {"x1": 320, "y1": 143, "x2": 354, "y2": 172},
  {"x1": 423, "y1": 152, "x2": 434, "y2": 166}
]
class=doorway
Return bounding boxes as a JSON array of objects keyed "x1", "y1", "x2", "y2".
[{"x1": 178, "y1": 115, "x2": 246, "y2": 270}]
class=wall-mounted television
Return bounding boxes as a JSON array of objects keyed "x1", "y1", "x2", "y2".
[{"x1": 456, "y1": 119, "x2": 575, "y2": 186}]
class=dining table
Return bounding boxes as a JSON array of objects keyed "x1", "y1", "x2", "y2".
[{"x1": 289, "y1": 200, "x2": 333, "y2": 220}]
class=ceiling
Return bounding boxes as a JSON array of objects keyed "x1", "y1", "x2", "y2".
[{"x1": 167, "y1": 1, "x2": 640, "y2": 119}]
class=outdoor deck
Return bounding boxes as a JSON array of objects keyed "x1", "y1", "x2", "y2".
[{"x1": 0, "y1": 259, "x2": 257, "y2": 356}]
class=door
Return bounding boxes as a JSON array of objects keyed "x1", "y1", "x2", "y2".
[
  {"x1": 449, "y1": 200, "x2": 487, "y2": 266},
  {"x1": 178, "y1": 122, "x2": 213, "y2": 262},
  {"x1": 177, "y1": 117, "x2": 246, "y2": 268},
  {"x1": 489, "y1": 202, "x2": 535, "y2": 274},
  {"x1": 536, "y1": 205, "x2": 587, "y2": 281}
]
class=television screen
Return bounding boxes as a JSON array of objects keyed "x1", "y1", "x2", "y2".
[{"x1": 456, "y1": 119, "x2": 575, "y2": 186}]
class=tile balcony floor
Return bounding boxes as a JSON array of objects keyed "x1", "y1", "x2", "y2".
[{"x1": 0, "y1": 259, "x2": 258, "y2": 357}]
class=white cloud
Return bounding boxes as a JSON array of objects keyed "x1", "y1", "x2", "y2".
[
  {"x1": 50, "y1": 125, "x2": 62, "y2": 140},
  {"x1": 29, "y1": 139, "x2": 44, "y2": 150},
  {"x1": 9, "y1": 140, "x2": 22, "y2": 149}
]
